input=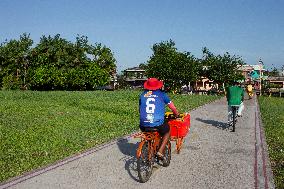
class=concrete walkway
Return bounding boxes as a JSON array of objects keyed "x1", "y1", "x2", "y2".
[{"x1": 0, "y1": 95, "x2": 275, "y2": 189}]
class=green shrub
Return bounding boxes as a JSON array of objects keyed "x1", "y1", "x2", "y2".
[{"x1": 2, "y1": 74, "x2": 21, "y2": 90}]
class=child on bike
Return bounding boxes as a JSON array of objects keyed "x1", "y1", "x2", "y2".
[
  {"x1": 226, "y1": 81, "x2": 245, "y2": 125},
  {"x1": 139, "y1": 78, "x2": 179, "y2": 159}
]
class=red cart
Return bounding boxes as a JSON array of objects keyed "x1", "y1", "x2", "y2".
[{"x1": 165, "y1": 112, "x2": 191, "y2": 154}]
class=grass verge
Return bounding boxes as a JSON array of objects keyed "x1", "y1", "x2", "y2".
[
  {"x1": 258, "y1": 96, "x2": 284, "y2": 189},
  {"x1": 0, "y1": 90, "x2": 220, "y2": 182}
]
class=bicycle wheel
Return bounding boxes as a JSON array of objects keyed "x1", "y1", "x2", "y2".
[
  {"x1": 161, "y1": 140, "x2": 171, "y2": 167},
  {"x1": 232, "y1": 107, "x2": 236, "y2": 132},
  {"x1": 137, "y1": 141, "x2": 153, "y2": 183}
]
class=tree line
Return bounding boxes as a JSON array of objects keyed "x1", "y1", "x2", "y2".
[
  {"x1": 1, "y1": 34, "x2": 244, "y2": 91},
  {"x1": 133, "y1": 40, "x2": 245, "y2": 91},
  {"x1": 0, "y1": 33, "x2": 116, "y2": 90}
]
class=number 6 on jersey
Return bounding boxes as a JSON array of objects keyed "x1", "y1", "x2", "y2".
[{"x1": 146, "y1": 98, "x2": 155, "y2": 113}]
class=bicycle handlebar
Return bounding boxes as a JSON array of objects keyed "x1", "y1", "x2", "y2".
[{"x1": 165, "y1": 112, "x2": 185, "y2": 120}]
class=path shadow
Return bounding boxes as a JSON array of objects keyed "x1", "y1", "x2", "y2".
[
  {"x1": 116, "y1": 138, "x2": 140, "y2": 182},
  {"x1": 196, "y1": 117, "x2": 230, "y2": 130}
]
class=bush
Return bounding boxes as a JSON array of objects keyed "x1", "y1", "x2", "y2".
[{"x1": 2, "y1": 74, "x2": 21, "y2": 90}]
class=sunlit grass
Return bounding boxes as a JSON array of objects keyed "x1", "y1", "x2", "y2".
[
  {"x1": 0, "y1": 90, "x2": 220, "y2": 182},
  {"x1": 259, "y1": 96, "x2": 284, "y2": 189}
]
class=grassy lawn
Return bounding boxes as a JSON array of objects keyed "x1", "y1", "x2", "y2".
[
  {"x1": 0, "y1": 90, "x2": 220, "y2": 182},
  {"x1": 258, "y1": 96, "x2": 284, "y2": 189}
]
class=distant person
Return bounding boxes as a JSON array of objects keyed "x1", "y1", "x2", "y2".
[
  {"x1": 226, "y1": 81, "x2": 245, "y2": 125},
  {"x1": 247, "y1": 83, "x2": 253, "y2": 99},
  {"x1": 139, "y1": 78, "x2": 179, "y2": 159}
]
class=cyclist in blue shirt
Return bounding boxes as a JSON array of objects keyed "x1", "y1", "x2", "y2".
[{"x1": 139, "y1": 78, "x2": 179, "y2": 159}]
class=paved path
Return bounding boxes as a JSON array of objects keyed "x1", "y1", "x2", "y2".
[{"x1": 0, "y1": 95, "x2": 275, "y2": 189}]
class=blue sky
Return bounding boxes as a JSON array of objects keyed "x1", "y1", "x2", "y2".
[{"x1": 1, "y1": 0, "x2": 284, "y2": 72}]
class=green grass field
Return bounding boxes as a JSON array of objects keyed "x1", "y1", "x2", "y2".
[
  {"x1": 258, "y1": 96, "x2": 284, "y2": 189},
  {"x1": 0, "y1": 90, "x2": 220, "y2": 182}
]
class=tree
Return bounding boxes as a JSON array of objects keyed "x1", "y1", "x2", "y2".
[
  {"x1": 138, "y1": 63, "x2": 147, "y2": 70},
  {"x1": 90, "y1": 42, "x2": 116, "y2": 75},
  {"x1": 0, "y1": 33, "x2": 33, "y2": 89},
  {"x1": 29, "y1": 34, "x2": 116, "y2": 90},
  {"x1": 146, "y1": 40, "x2": 201, "y2": 92},
  {"x1": 268, "y1": 67, "x2": 279, "y2": 77},
  {"x1": 201, "y1": 47, "x2": 245, "y2": 87},
  {"x1": 0, "y1": 33, "x2": 116, "y2": 90}
]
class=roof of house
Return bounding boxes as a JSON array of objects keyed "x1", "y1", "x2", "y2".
[
  {"x1": 238, "y1": 64, "x2": 266, "y2": 71},
  {"x1": 267, "y1": 76, "x2": 284, "y2": 81},
  {"x1": 124, "y1": 67, "x2": 145, "y2": 72}
]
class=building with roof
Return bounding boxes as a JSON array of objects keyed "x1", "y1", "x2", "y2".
[
  {"x1": 238, "y1": 64, "x2": 266, "y2": 83},
  {"x1": 123, "y1": 67, "x2": 147, "y2": 88},
  {"x1": 266, "y1": 76, "x2": 284, "y2": 89}
]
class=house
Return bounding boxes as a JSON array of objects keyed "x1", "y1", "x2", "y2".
[
  {"x1": 238, "y1": 64, "x2": 284, "y2": 96},
  {"x1": 238, "y1": 64, "x2": 268, "y2": 92},
  {"x1": 238, "y1": 64, "x2": 266, "y2": 83},
  {"x1": 193, "y1": 77, "x2": 216, "y2": 91},
  {"x1": 123, "y1": 67, "x2": 147, "y2": 88},
  {"x1": 266, "y1": 76, "x2": 284, "y2": 89}
]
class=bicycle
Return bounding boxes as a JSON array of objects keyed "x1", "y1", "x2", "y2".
[
  {"x1": 133, "y1": 128, "x2": 171, "y2": 183},
  {"x1": 230, "y1": 105, "x2": 239, "y2": 132}
]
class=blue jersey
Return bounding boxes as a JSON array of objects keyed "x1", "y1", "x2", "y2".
[{"x1": 139, "y1": 90, "x2": 171, "y2": 127}]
